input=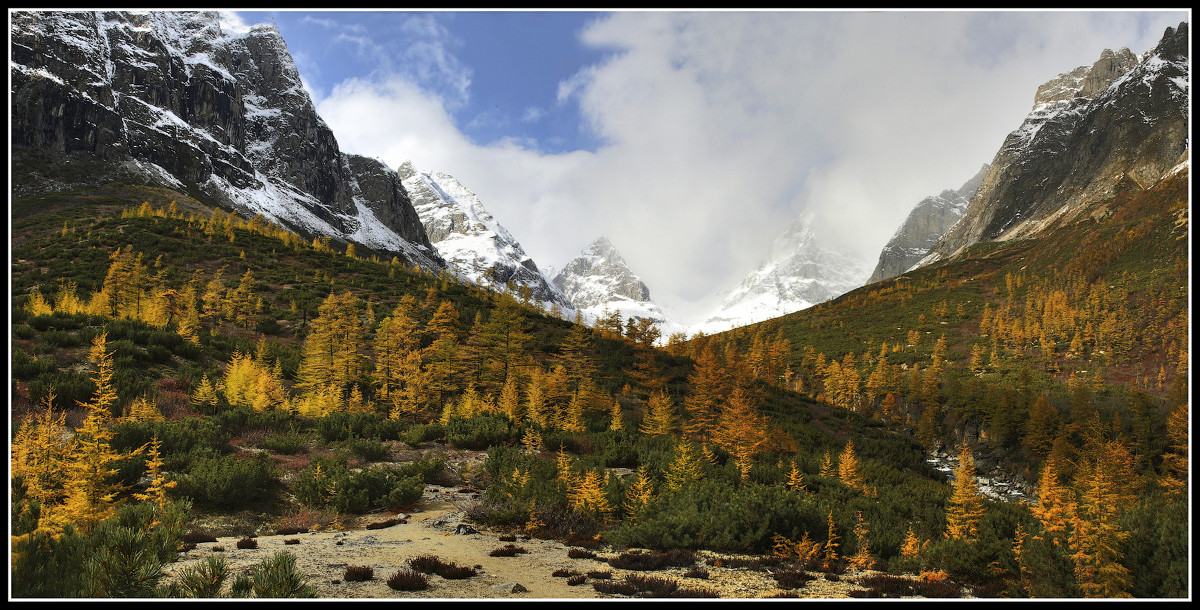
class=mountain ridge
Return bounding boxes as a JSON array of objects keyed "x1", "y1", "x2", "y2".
[
  {"x1": 10, "y1": 10, "x2": 442, "y2": 270},
  {"x1": 918, "y1": 21, "x2": 1189, "y2": 267}
]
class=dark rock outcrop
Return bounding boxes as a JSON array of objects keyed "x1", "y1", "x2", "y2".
[
  {"x1": 10, "y1": 10, "x2": 440, "y2": 268},
  {"x1": 922, "y1": 22, "x2": 1189, "y2": 265}
]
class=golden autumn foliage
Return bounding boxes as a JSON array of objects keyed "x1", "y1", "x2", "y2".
[{"x1": 944, "y1": 441, "x2": 986, "y2": 542}]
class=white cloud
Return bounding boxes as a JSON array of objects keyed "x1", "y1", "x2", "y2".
[{"x1": 313, "y1": 9, "x2": 1190, "y2": 326}]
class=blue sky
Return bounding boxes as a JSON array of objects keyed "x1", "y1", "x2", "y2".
[
  {"x1": 224, "y1": 9, "x2": 1190, "y2": 325},
  {"x1": 236, "y1": 10, "x2": 611, "y2": 153}
]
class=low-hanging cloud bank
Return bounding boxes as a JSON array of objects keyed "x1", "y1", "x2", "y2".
[{"x1": 311, "y1": 10, "x2": 1188, "y2": 326}]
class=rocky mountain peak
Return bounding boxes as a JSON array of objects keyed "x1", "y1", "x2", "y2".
[
  {"x1": 867, "y1": 163, "x2": 989, "y2": 285},
  {"x1": 552, "y1": 236, "x2": 678, "y2": 335},
  {"x1": 553, "y1": 236, "x2": 653, "y2": 308},
  {"x1": 919, "y1": 22, "x2": 1189, "y2": 266},
  {"x1": 401, "y1": 162, "x2": 571, "y2": 309},
  {"x1": 11, "y1": 10, "x2": 442, "y2": 270},
  {"x1": 1034, "y1": 47, "x2": 1139, "y2": 107}
]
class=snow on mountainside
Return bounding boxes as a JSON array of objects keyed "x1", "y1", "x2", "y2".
[
  {"x1": 919, "y1": 22, "x2": 1189, "y2": 267},
  {"x1": 552, "y1": 237, "x2": 683, "y2": 336},
  {"x1": 399, "y1": 161, "x2": 573, "y2": 310},
  {"x1": 695, "y1": 213, "x2": 873, "y2": 335},
  {"x1": 10, "y1": 10, "x2": 441, "y2": 270}
]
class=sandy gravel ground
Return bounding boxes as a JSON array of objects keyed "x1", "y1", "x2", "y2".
[{"x1": 163, "y1": 484, "x2": 888, "y2": 600}]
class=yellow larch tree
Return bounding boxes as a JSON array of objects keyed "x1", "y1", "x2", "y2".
[
  {"x1": 608, "y1": 397, "x2": 625, "y2": 432},
  {"x1": 944, "y1": 441, "x2": 986, "y2": 542},
  {"x1": 639, "y1": 390, "x2": 678, "y2": 436},
  {"x1": 623, "y1": 466, "x2": 654, "y2": 522},
  {"x1": 372, "y1": 303, "x2": 421, "y2": 406},
  {"x1": 191, "y1": 373, "x2": 220, "y2": 412},
  {"x1": 11, "y1": 393, "x2": 72, "y2": 538},
  {"x1": 837, "y1": 439, "x2": 866, "y2": 492},
  {"x1": 1069, "y1": 442, "x2": 1134, "y2": 598},
  {"x1": 52, "y1": 333, "x2": 131, "y2": 534},
  {"x1": 1031, "y1": 454, "x2": 1076, "y2": 547},
  {"x1": 786, "y1": 460, "x2": 806, "y2": 491},
  {"x1": 1158, "y1": 400, "x2": 1188, "y2": 500},
  {"x1": 711, "y1": 386, "x2": 768, "y2": 480},
  {"x1": 683, "y1": 344, "x2": 727, "y2": 444},
  {"x1": 849, "y1": 511, "x2": 876, "y2": 570},
  {"x1": 664, "y1": 439, "x2": 706, "y2": 492},
  {"x1": 132, "y1": 437, "x2": 177, "y2": 515}
]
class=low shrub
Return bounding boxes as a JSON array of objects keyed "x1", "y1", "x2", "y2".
[
  {"x1": 567, "y1": 575, "x2": 587, "y2": 586},
  {"x1": 173, "y1": 451, "x2": 278, "y2": 510},
  {"x1": 316, "y1": 411, "x2": 404, "y2": 443},
  {"x1": 293, "y1": 458, "x2": 424, "y2": 514},
  {"x1": 344, "y1": 566, "x2": 373, "y2": 582},
  {"x1": 625, "y1": 574, "x2": 678, "y2": 596},
  {"x1": 773, "y1": 570, "x2": 815, "y2": 590},
  {"x1": 237, "y1": 537, "x2": 258, "y2": 550},
  {"x1": 386, "y1": 568, "x2": 428, "y2": 591},
  {"x1": 592, "y1": 579, "x2": 639, "y2": 596},
  {"x1": 409, "y1": 554, "x2": 475, "y2": 579},
  {"x1": 608, "y1": 549, "x2": 696, "y2": 571},
  {"x1": 409, "y1": 555, "x2": 450, "y2": 575},
  {"x1": 182, "y1": 531, "x2": 219, "y2": 544},
  {"x1": 489, "y1": 544, "x2": 528, "y2": 557},
  {"x1": 347, "y1": 436, "x2": 389, "y2": 461},
  {"x1": 437, "y1": 564, "x2": 477, "y2": 580},
  {"x1": 401, "y1": 423, "x2": 444, "y2": 447},
  {"x1": 232, "y1": 551, "x2": 316, "y2": 598},
  {"x1": 444, "y1": 413, "x2": 519, "y2": 450},
  {"x1": 568, "y1": 548, "x2": 597, "y2": 560},
  {"x1": 365, "y1": 518, "x2": 406, "y2": 530},
  {"x1": 262, "y1": 429, "x2": 309, "y2": 455},
  {"x1": 857, "y1": 573, "x2": 916, "y2": 597}
]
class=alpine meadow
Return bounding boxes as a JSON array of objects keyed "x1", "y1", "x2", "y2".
[{"x1": 9, "y1": 10, "x2": 1191, "y2": 600}]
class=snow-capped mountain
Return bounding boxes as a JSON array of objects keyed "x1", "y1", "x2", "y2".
[
  {"x1": 551, "y1": 237, "x2": 682, "y2": 335},
  {"x1": 694, "y1": 213, "x2": 873, "y2": 335},
  {"x1": 866, "y1": 164, "x2": 988, "y2": 285},
  {"x1": 399, "y1": 161, "x2": 573, "y2": 310},
  {"x1": 920, "y1": 23, "x2": 1189, "y2": 266},
  {"x1": 11, "y1": 10, "x2": 441, "y2": 270}
]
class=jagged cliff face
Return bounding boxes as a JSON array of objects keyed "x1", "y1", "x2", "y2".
[
  {"x1": 553, "y1": 237, "x2": 651, "y2": 308},
  {"x1": 10, "y1": 10, "x2": 441, "y2": 269},
  {"x1": 551, "y1": 237, "x2": 679, "y2": 333},
  {"x1": 400, "y1": 161, "x2": 573, "y2": 310},
  {"x1": 867, "y1": 164, "x2": 989, "y2": 284},
  {"x1": 696, "y1": 213, "x2": 873, "y2": 335},
  {"x1": 921, "y1": 23, "x2": 1189, "y2": 265}
]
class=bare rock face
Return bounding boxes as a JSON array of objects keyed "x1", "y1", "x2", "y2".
[
  {"x1": 922, "y1": 22, "x2": 1189, "y2": 266},
  {"x1": 401, "y1": 161, "x2": 573, "y2": 310},
  {"x1": 550, "y1": 236, "x2": 677, "y2": 333},
  {"x1": 10, "y1": 10, "x2": 439, "y2": 269},
  {"x1": 867, "y1": 164, "x2": 988, "y2": 285},
  {"x1": 553, "y1": 237, "x2": 652, "y2": 309}
]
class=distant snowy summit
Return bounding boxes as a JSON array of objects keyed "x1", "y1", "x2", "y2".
[
  {"x1": 552, "y1": 237, "x2": 682, "y2": 336},
  {"x1": 694, "y1": 213, "x2": 872, "y2": 335},
  {"x1": 399, "y1": 161, "x2": 572, "y2": 310}
]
